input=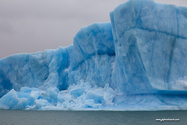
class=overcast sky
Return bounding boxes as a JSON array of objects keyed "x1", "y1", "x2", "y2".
[{"x1": 0, "y1": 0, "x2": 187, "y2": 59}]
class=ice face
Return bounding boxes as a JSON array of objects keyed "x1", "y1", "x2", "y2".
[
  {"x1": 110, "y1": 0, "x2": 187, "y2": 91},
  {"x1": 1, "y1": 0, "x2": 187, "y2": 110}
]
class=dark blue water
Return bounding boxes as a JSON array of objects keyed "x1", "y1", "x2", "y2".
[{"x1": 0, "y1": 110, "x2": 186, "y2": 125}]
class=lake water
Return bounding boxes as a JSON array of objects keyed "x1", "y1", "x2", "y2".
[{"x1": 0, "y1": 110, "x2": 187, "y2": 125}]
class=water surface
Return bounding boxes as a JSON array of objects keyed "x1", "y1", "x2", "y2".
[{"x1": 0, "y1": 110, "x2": 187, "y2": 125}]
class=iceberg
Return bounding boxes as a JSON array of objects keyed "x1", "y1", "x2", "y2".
[{"x1": 1, "y1": 0, "x2": 187, "y2": 110}]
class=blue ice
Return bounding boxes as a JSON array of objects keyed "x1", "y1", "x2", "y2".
[{"x1": 1, "y1": 0, "x2": 187, "y2": 110}]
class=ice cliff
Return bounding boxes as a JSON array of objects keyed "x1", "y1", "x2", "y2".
[{"x1": 1, "y1": 0, "x2": 187, "y2": 110}]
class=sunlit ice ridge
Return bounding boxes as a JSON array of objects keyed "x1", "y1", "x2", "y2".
[{"x1": 1, "y1": 0, "x2": 187, "y2": 110}]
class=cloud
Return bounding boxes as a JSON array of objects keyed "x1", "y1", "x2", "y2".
[
  {"x1": 0, "y1": 0, "x2": 187, "y2": 59},
  {"x1": 0, "y1": 0, "x2": 126, "y2": 20},
  {"x1": 0, "y1": 21, "x2": 15, "y2": 35}
]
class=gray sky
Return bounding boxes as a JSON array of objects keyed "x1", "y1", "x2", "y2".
[{"x1": 0, "y1": 0, "x2": 187, "y2": 59}]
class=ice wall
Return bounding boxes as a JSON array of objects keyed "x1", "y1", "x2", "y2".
[
  {"x1": 1, "y1": 0, "x2": 187, "y2": 110},
  {"x1": 0, "y1": 46, "x2": 73, "y2": 97},
  {"x1": 69, "y1": 22, "x2": 115, "y2": 88},
  {"x1": 110, "y1": 0, "x2": 187, "y2": 91}
]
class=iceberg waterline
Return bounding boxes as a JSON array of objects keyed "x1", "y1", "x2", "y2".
[{"x1": 1, "y1": 0, "x2": 187, "y2": 110}]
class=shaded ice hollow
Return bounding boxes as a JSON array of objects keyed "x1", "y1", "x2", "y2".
[{"x1": 1, "y1": 0, "x2": 187, "y2": 110}]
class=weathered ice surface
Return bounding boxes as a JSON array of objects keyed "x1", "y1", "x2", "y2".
[{"x1": 1, "y1": 0, "x2": 187, "y2": 110}]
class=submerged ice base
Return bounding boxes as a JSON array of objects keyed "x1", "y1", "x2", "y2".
[{"x1": 1, "y1": 0, "x2": 187, "y2": 110}]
